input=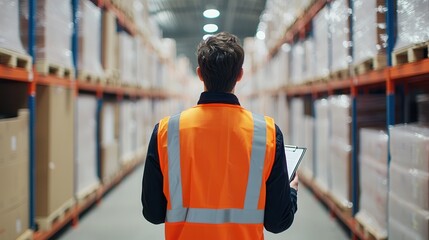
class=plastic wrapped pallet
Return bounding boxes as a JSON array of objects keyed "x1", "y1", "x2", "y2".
[
  {"x1": 313, "y1": 6, "x2": 330, "y2": 79},
  {"x1": 118, "y1": 32, "x2": 137, "y2": 86},
  {"x1": 389, "y1": 193, "x2": 429, "y2": 240},
  {"x1": 314, "y1": 98, "x2": 330, "y2": 192},
  {"x1": 119, "y1": 101, "x2": 137, "y2": 164},
  {"x1": 290, "y1": 98, "x2": 305, "y2": 147},
  {"x1": 277, "y1": 44, "x2": 291, "y2": 87},
  {"x1": 304, "y1": 38, "x2": 316, "y2": 82},
  {"x1": 21, "y1": 0, "x2": 72, "y2": 69},
  {"x1": 1, "y1": 0, "x2": 26, "y2": 54},
  {"x1": 291, "y1": 42, "x2": 305, "y2": 85},
  {"x1": 329, "y1": 95, "x2": 351, "y2": 143},
  {"x1": 417, "y1": 94, "x2": 429, "y2": 124},
  {"x1": 35, "y1": 86, "x2": 74, "y2": 227},
  {"x1": 329, "y1": 138, "x2": 352, "y2": 207},
  {"x1": 136, "y1": 39, "x2": 149, "y2": 89},
  {"x1": 356, "y1": 129, "x2": 388, "y2": 238},
  {"x1": 101, "y1": 10, "x2": 118, "y2": 80},
  {"x1": 394, "y1": 0, "x2": 429, "y2": 51},
  {"x1": 300, "y1": 116, "x2": 314, "y2": 178},
  {"x1": 134, "y1": 100, "x2": 146, "y2": 159},
  {"x1": 75, "y1": 95, "x2": 99, "y2": 198},
  {"x1": 389, "y1": 124, "x2": 429, "y2": 172},
  {"x1": 352, "y1": 0, "x2": 387, "y2": 65},
  {"x1": 100, "y1": 102, "x2": 119, "y2": 183},
  {"x1": 329, "y1": 0, "x2": 351, "y2": 73},
  {"x1": 276, "y1": 93, "x2": 289, "y2": 144},
  {"x1": 78, "y1": 0, "x2": 103, "y2": 78},
  {"x1": 0, "y1": 109, "x2": 29, "y2": 240}
]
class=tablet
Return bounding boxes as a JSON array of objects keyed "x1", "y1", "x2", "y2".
[{"x1": 284, "y1": 145, "x2": 307, "y2": 182}]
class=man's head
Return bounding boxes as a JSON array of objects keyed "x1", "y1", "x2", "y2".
[{"x1": 197, "y1": 32, "x2": 245, "y2": 93}]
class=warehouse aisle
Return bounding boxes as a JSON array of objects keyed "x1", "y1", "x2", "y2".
[{"x1": 59, "y1": 166, "x2": 349, "y2": 240}]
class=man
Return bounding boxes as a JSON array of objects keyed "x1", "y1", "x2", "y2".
[{"x1": 142, "y1": 32, "x2": 298, "y2": 239}]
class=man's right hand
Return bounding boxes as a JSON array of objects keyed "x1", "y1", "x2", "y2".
[{"x1": 290, "y1": 174, "x2": 299, "y2": 191}]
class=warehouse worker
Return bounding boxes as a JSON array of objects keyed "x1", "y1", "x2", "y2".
[{"x1": 141, "y1": 32, "x2": 298, "y2": 239}]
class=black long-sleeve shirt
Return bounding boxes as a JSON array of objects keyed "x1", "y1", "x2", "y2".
[{"x1": 142, "y1": 92, "x2": 297, "y2": 233}]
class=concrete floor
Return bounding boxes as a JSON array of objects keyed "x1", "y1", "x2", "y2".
[{"x1": 59, "y1": 166, "x2": 349, "y2": 240}]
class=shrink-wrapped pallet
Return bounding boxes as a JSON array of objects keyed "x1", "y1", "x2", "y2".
[
  {"x1": 356, "y1": 129, "x2": 388, "y2": 238},
  {"x1": 330, "y1": 95, "x2": 351, "y2": 143},
  {"x1": 313, "y1": 7, "x2": 330, "y2": 79},
  {"x1": 314, "y1": 98, "x2": 330, "y2": 192},
  {"x1": 100, "y1": 102, "x2": 120, "y2": 183},
  {"x1": 1, "y1": 0, "x2": 26, "y2": 54},
  {"x1": 300, "y1": 116, "x2": 314, "y2": 178},
  {"x1": 304, "y1": 38, "x2": 316, "y2": 82},
  {"x1": 276, "y1": 45, "x2": 291, "y2": 87},
  {"x1": 352, "y1": 0, "x2": 387, "y2": 65},
  {"x1": 395, "y1": 0, "x2": 429, "y2": 51},
  {"x1": 276, "y1": 93, "x2": 289, "y2": 143},
  {"x1": 136, "y1": 39, "x2": 150, "y2": 89},
  {"x1": 329, "y1": 0, "x2": 351, "y2": 73},
  {"x1": 290, "y1": 98, "x2": 305, "y2": 147},
  {"x1": 78, "y1": 0, "x2": 103, "y2": 78},
  {"x1": 118, "y1": 32, "x2": 137, "y2": 86},
  {"x1": 75, "y1": 95, "x2": 99, "y2": 198},
  {"x1": 101, "y1": 10, "x2": 118, "y2": 80},
  {"x1": 291, "y1": 42, "x2": 304, "y2": 85},
  {"x1": 389, "y1": 193, "x2": 429, "y2": 240},
  {"x1": 21, "y1": 0, "x2": 72, "y2": 69},
  {"x1": 119, "y1": 101, "x2": 137, "y2": 164}
]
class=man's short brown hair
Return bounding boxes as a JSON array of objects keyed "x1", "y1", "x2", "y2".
[{"x1": 197, "y1": 32, "x2": 245, "y2": 92}]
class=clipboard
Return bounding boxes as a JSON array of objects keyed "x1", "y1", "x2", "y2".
[{"x1": 284, "y1": 145, "x2": 307, "y2": 182}]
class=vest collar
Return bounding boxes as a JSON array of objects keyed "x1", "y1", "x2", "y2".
[{"x1": 197, "y1": 92, "x2": 241, "y2": 106}]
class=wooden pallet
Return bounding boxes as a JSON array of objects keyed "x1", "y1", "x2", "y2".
[
  {"x1": 104, "y1": 69, "x2": 120, "y2": 86},
  {"x1": 35, "y1": 198, "x2": 75, "y2": 231},
  {"x1": 76, "y1": 182, "x2": 101, "y2": 206},
  {"x1": 78, "y1": 72, "x2": 106, "y2": 85},
  {"x1": 353, "y1": 54, "x2": 387, "y2": 76},
  {"x1": 329, "y1": 68, "x2": 350, "y2": 81},
  {"x1": 16, "y1": 229, "x2": 33, "y2": 240},
  {"x1": 327, "y1": 192, "x2": 353, "y2": 217},
  {"x1": 0, "y1": 48, "x2": 32, "y2": 71},
  {"x1": 392, "y1": 41, "x2": 429, "y2": 66},
  {"x1": 355, "y1": 214, "x2": 388, "y2": 240},
  {"x1": 36, "y1": 61, "x2": 74, "y2": 79}
]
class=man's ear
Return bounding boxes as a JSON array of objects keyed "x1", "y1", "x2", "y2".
[
  {"x1": 196, "y1": 67, "x2": 204, "y2": 82},
  {"x1": 236, "y1": 68, "x2": 244, "y2": 82}
]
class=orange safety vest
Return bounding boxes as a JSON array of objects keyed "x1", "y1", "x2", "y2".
[{"x1": 157, "y1": 104, "x2": 276, "y2": 240}]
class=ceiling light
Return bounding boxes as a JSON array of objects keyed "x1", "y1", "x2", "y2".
[
  {"x1": 203, "y1": 24, "x2": 218, "y2": 33},
  {"x1": 256, "y1": 31, "x2": 266, "y2": 40},
  {"x1": 203, "y1": 34, "x2": 213, "y2": 40},
  {"x1": 203, "y1": 9, "x2": 220, "y2": 18}
]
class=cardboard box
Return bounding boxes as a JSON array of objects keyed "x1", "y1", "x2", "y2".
[
  {"x1": 36, "y1": 86, "x2": 74, "y2": 217},
  {"x1": 0, "y1": 201, "x2": 29, "y2": 240},
  {"x1": 101, "y1": 142, "x2": 119, "y2": 183},
  {"x1": 101, "y1": 10, "x2": 118, "y2": 71},
  {"x1": 0, "y1": 109, "x2": 29, "y2": 214}
]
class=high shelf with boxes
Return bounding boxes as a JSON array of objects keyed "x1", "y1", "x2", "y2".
[
  {"x1": 0, "y1": 0, "x2": 195, "y2": 240},
  {"x1": 239, "y1": 0, "x2": 429, "y2": 239}
]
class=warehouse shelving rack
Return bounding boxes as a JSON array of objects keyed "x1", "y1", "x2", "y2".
[
  {"x1": 0, "y1": 0, "x2": 175, "y2": 239},
  {"x1": 251, "y1": 0, "x2": 429, "y2": 239}
]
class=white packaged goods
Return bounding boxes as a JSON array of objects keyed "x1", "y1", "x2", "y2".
[
  {"x1": 329, "y1": 95, "x2": 351, "y2": 143},
  {"x1": 395, "y1": 0, "x2": 429, "y2": 51},
  {"x1": 357, "y1": 156, "x2": 388, "y2": 237},
  {"x1": 118, "y1": 32, "x2": 137, "y2": 86},
  {"x1": 136, "y1": 39, "x2": 149, "y2": 89},
  {"x1": 329, "y1": 0, "x2": 351, "y2": 72},
  {"x1": 291, "y1": 42, "x2": 304, "y2": 84},
  {"x1": 100, "y1": 102, "x2": 119, "y2": 183},
  {"x1": 357, "y1": 129, "x2": 388, "y2": 237},
  {"x1": 135, "y1": 101, "x2": 145, "y2": 152},
  {"x1": 79, "y1": 0, "x2": 103, "y2": 77},
  {"x1": 75, "y1": 95, "x2": 99, "y2": 197},
  {"x1": 313, "y1": 7, "x2": 330, "y2": 79},
  {"x1": 21, "y1": 0, "x2": 73, "y2": 68},
  {"x1": 304, "y1": 38, "x2": 316, "y2": 82},
  {"x1": 389, "y1": 124, "x2": 429, "y2": 172},
  {"x1": 101, "y1": 10, "x2": 118, "y2": 73},
  {"x1": 389, "y1": 193, "x2": 429, "y2": 240},
  {"x1": 290, "y1": 98, "x2": 304, "y2": 147},
  {"x1": 276, "y1": 93, "x2": 289, "y2": 143},
  {"x1": 0, "y1": 0, "x2": 26, "y2": 54},
  {"x1": 390, "y1": 162, "x2": 429, "y2": 211},
  {"x1": 314, "y1": 99, "x2": 330, "y2": 192},
  {"x1": 300, "y1": 116, "x2": 314, "y2": 178},
  {"x1": 417, "y1": 94, "x2": 429, "y2": 124},
  {"x1": 120, "y1": 101, "x2": 137, "y2": 163},
  {"x1": 329, "y1": 138, "x2": 352, "y2": 207},
  {"x1": 352, "y1": 0, "x2": 387, "y2": 65}
]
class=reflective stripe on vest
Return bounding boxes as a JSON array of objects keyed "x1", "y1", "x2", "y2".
[{"x1": 166, "y1": 112, "x2": 267, "y2": 224}]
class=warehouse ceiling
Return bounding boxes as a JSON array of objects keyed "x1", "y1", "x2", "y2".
[{"x1": 148, "y1": 0, "x2": 267, "y2": 70}]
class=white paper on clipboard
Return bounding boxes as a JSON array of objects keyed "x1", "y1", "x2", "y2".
[{"x1": 284, "y1": 145, "x2": 307, "y2": 181}]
